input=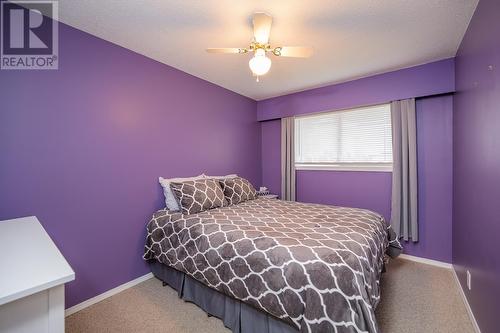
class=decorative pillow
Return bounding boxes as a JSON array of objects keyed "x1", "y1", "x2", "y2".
[
  {"x1": 159, "y1": 174, "x2": 205, "y2": 211},
  {"x1": 170, "y1": 178, "x2": 227, "y2": 215},
  {"x1": 219, "y1": 177, "x2": 257, "y2": 205}
]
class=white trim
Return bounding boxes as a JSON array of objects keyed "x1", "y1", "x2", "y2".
[
  {"x1": 65, "y1": 272, "x2": 153, "y2": 317},
  {"x1": 295, "y1": 163, "x2": 392, "y2": 172},
  {"x1": 398, "y1": 253, "x2": 452, "y2": 269},
  {"x1": 451, "y1": 268, "x2": 482, "y2": 333}
]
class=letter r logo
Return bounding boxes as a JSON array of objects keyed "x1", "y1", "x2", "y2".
[{"x1": 1, "y1": 1, "x2": 53, "y2": 55}]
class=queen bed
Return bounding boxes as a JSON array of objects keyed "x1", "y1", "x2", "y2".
[{"x1": 144, "y1": 191, "x2": 401, "y2": 333}]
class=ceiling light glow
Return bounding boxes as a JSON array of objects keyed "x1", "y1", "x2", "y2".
[{"x1": 249, "y1": 48, "x2": 271, "y2": 76}]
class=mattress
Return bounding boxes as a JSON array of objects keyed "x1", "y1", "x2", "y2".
[{"x1": 144, "y1": 198, "x2": 401, "y2": 333}]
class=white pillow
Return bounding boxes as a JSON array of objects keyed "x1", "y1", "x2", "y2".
[
  {"x1": 159, "y1": 174, "x2": 206, "y2": 211},
  {"x1": 204, "y1": 174, "x2": 238, "y2": 180}
]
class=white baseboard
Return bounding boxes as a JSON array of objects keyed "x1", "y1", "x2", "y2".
[
  {"x1": 65, "y1": 272, "x2": 153, "y2": 317},
  {"x1": 398, "y1": 253, "x2": 452, "y2": 269},
  {"x1": 451, "y1": 268, "x2": 481, "y2": 333}
]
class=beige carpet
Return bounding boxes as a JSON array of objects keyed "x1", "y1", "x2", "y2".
[
  {"x1": 376, "y1": 259, "x2": 473, "y2": 333},
  {"x1": 66, "y1": 258, "x2": 474, "y2": 333}
]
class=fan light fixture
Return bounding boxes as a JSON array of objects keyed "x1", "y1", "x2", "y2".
[
  {"x1": 206, "y1": 13, "x2": 313, "y2": 82},
  {"x1": 249, "y1": 49, "x2": 271, "y2": 76}
]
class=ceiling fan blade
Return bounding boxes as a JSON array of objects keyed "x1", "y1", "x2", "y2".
[
  {"x1": 206, "y1": 48, "x2": 247, "y2": 54},
  {"x1": 273, "y1": 46, "x2": 314, "y2": 58},
  {"x1": 252, "y1": 12, "x2": 272, "y2": 44}
]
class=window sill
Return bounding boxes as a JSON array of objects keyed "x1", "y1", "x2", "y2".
[{"x1": 295, "y1": 164, "x2": 392, "y2": 172}]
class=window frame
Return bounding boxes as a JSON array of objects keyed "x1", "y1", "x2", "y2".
[{"x1": 294, "y1": 103, "x2": 393, "y2": 173}]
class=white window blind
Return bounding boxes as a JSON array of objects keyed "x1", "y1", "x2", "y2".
[{"x1": 295, "y1": 104, "x2": 392, "y2": 171}]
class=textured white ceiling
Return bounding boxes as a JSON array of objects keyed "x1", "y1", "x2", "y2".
[{"x1": 55, "y1": 0, "x2": 478, "y2": 100}]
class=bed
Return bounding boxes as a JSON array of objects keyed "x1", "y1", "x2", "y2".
[{"x1": 144, "y1": 197, "x2": 401, "y2": 333}]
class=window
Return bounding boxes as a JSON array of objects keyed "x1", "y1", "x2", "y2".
[{"x1": 294, "y1": 104, "x2": 392, "y2": 171}]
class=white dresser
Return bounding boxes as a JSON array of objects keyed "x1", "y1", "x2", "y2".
[{"x1": 0, "y1": 216, "x2": 75, "y2": 333}]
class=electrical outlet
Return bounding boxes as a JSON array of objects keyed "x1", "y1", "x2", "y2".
[{"x1": 467, "y1": 270, "x2": 472, "y2": 290}]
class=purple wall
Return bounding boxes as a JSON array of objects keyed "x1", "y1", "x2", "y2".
[
  {"x1": 0, "y1": 23, "x2": 261, "y2": 308},
  {"x1": 259, "y1": 67, "x2": 454, "y2": 262},
  {"x1": 453, "y1": 0, "x2": 500, "y2": 332},
  {"x1": 257, "y1": 58, "x2": 455, "y2": 121},
  {"x1": 407, "y1": 95, "x2": 453, "y2": 262},
  {"x1": 296, "y1": 170, "x2": 392, "y2": 218}
]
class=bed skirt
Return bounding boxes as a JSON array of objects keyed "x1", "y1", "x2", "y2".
[{"x1": 149, "y1": 260, "x2": 298, "y2": 333}]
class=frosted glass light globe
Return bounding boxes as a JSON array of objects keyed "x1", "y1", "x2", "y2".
[{"x1": 249, "y1": 49, "x2": 272, "y2": 76}]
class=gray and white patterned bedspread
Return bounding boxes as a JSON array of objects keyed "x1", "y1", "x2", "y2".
[{"x1": 144, "y1": 198, "x2": 401, "y2": 333}]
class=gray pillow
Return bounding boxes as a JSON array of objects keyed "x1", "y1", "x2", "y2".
[
  {"x1": 170, "y1": 178, "x2": 226, "y2": 215},
  {"x1": 219, "y1": 177, "x2": 257, "y2": 206},
  {"x1": 159, "y1": 174, "x2": 206, "y2": 211}
]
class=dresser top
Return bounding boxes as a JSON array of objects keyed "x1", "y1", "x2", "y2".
[{"x1": 0, "y1": 216, "x2": 75, "y2": 306}]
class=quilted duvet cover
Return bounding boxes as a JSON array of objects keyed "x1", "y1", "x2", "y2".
[{"x1": 144, "y1": 198, "x2": 401, "y2": 333}]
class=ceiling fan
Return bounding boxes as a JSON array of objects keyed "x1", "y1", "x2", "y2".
[{"x1": 206, "y1": 12, "x2": 313, "y2": 81}]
